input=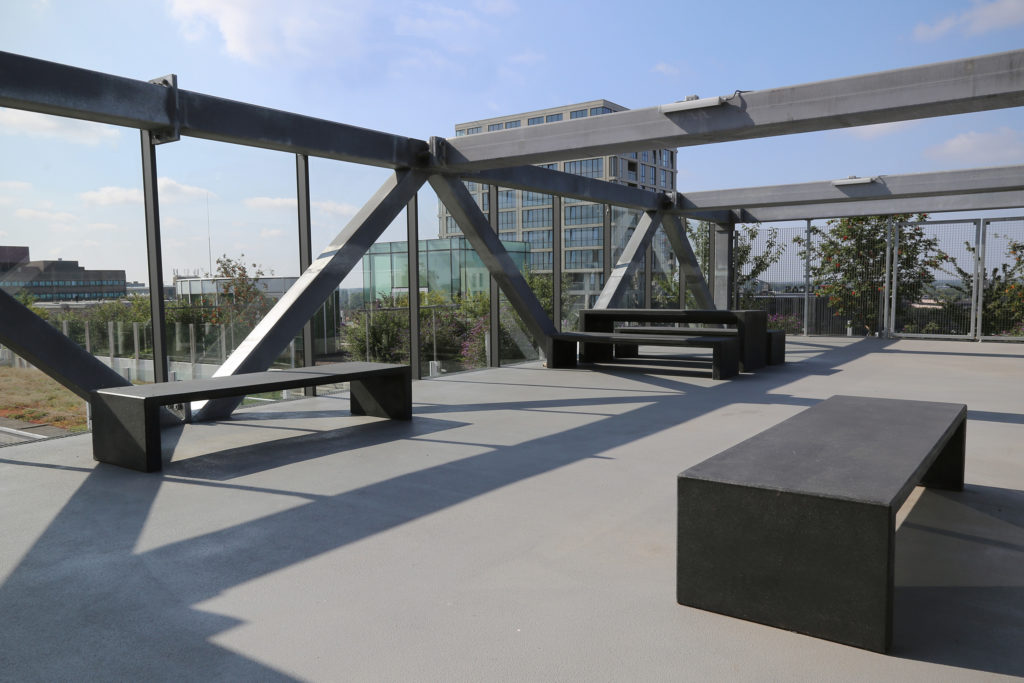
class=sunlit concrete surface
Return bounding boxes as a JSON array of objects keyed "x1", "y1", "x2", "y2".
[{"x1": 1, "y1": 337, "x2": 1022, "y2": 681}]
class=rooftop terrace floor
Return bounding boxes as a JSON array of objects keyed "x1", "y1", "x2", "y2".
[{"x1": 1, "y1": 337, "x2": 1022, "y2": 680}]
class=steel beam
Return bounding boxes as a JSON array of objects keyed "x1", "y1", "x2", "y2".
[
  {"x1": 463, "y1": 164, "x2": 668, "y2": 212},
  {"x1": 195, "y1": 169, "x2": 428, "y2": 421},
  {"x1": 0, "y1": 51, "x2": 427, "y2": 169},
  {"x1": 429, "y1": 175, "x2": 557, "y2": 347},
  {"x1": 0, "y1": 289, "x2": 130, "y2": 399},
  {"x1": 442, "y1": 49, "x2": 1024, "y2": 170},
  {"x1": 594, "y1": 210, "x2": 664, "y2": 309},
  {"x1": 407, "y1": 193, "x2": 421, "y2": 380},
  {"x1": 663, "y1": 216, "x2": 713, "y2": 309},
  {"x1": 679, "y1": 165, "x2": 1024, "y2": 213},
  {"x1": 736, "y1": 190, "x2": 1024, "y2": 222}
]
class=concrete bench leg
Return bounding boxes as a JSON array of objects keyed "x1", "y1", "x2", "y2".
[
  {"x1": 711, "y1": 341, "x2": 739, "y2": 380},
  {"x1": 350, "y1": 369, "x2": 412, "y2": 420},
  {"x1": 766, "y1": 330, "x2": 786, "y2": 365},
  {"x1": 920, "y1": 419, "x2": 965, "y2": 491},
  {"x1": 91, "y1": 393, "x2": 161, "y2": 472},
  {"x1": 613, "y1": 342, "x2": 639, "y2": 358},
  {"x1": 677, "y1": 478, "x2": 893, "y2": 652},
  {"x1": 546, "y1": 338, "x2": 579, "y2": 368}
]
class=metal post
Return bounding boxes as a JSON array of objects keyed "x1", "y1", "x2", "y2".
[
  {"x1": 710, "y1": 221, "x2": 734, "y2": 310},
  {"x1": 883, "y1": 221, "x2": 892, "y2": 338},
  {"x1": 133, "y1": 322, "x2": 140, "y2": 360},
  {"x1": 803, "y1": 219, "x2": 811, "y2": 335},
  {"x1": 220, "y1": 326, "x2": 227, "y2": 360},
  {"x1": 140, "y1": 130, "x2": 169, "y2": 383},
  {"x1": 407, "y1": 192, "x2": 421, "y2": 379},
  {"x1": 107, "y1": 321, "x2": 114, "y2": 365},
  {"x1": 644, "y1": 242, "x2": 653, "y2": 308},
  {"x1": 62, "y1": 320, "x2": 68, "y2": 336},
  {"x1": 603, "y1": 205, "x2": 612, "y2": 288},
  {"x1": 189, "y1": 323, "x2": 196, "y2": 378},
  {"x1": 488, "y1": 184, "x2": 500, "y2": 367},
  {"x1": 364, "y1": 312, "x2": 370, "y2": 362},
  {"x1": 889, "y1": 223, "x2": 901, "y2": 334},
  {"x1": 295, "y1": 153, "x2": 316, "y2": 395},
  {"x1": 552, "y1": 195, "x2": 562, "y2": 330},
  {"x1": 84, "y1": 321, "x2": 91, "y2": 353},
  {"x1": 976, "y1": 219, "x2": 989, "y2": 338}
]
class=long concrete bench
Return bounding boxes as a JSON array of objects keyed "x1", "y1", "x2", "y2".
[
  {"x1": 615, "y1": 326, "x2": 786, "y2": 366},
  {"x1": 90, "y1": 361, "x2": 412, "y2": 473},
  {"x1": 551, "y1": 332, "x2": 739, "y2": 379},
  {"x1": 676, "y1": 395, "x2": 967, "y2": 653},
  {"x1": 578, "y1": 309, "x2": 767, "y2": 371}
]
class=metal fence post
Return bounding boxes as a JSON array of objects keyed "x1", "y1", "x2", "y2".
[
  {"x1": 803, "y1": 219, "x2": 811, "y2": 335},
  {"x1": 976, "y1": 219, "x2": 989, "y2": 339}
]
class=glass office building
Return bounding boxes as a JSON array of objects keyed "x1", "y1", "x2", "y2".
[
  {"x1": 362, "y1": 237, "x2": 529, "y2": 302},
  {"x1": 441, "y1": 100, "x2": 678, "y2": 310}
]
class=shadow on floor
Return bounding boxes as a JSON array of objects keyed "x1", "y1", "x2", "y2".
[{"x1": 893, "y1": 485, "x2": 1024, "y2": 677}]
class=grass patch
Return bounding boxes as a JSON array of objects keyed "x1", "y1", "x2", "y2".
[{"x1": 0, "y1": 367, "x2": 88, "y2": 431}]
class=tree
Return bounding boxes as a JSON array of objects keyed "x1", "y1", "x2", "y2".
[
  {"x1": 794, "y1": 214, "x2": 947, "y2": 335},
  {"x1": 653, "y1": 221, "x2": 785, "y2": 308},
  {"x1": 943, "y1": 235, "x2": 1024, "y2": 336},
  {"x1": 208, "y1": 254, "x2": 271, "y2": 328}
]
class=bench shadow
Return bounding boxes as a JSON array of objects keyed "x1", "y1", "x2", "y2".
[
  {"x1": 164, "y1": 416, "x2": 465, "y2": 481},
  {"x1": 893, "y1": 484, "x2": 1024, "y2": 678}
]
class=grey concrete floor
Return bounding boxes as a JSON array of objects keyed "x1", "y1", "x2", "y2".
[{"x1": 1, "y1": 337, "x2": 1022, "y2": 681}]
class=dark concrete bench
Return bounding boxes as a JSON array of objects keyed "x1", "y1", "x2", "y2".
[
  {"x1": 676, "y1": 395, "x2": 966, "y2": 653},
  {"x1": 551, "y1": 332, "x2": 739, "y2": 379},
  {"x1": 90, "y1": 362, "x2": 412, "y2": 473},
  {"x1": 616, "y1": 326, "x2": 786, "y2": 366},
  {"x1": 578, "y1": 309, "x2": 767, "y2": 372}
]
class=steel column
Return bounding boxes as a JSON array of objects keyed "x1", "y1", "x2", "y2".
[
  {"x1": 140, "y1": 130, "x2": 169, "y2": 383},
  {"x1": 552, "y1": 195, "x2": 562, "y2": 329},
  {"x1": 195, "y1": 169, "x2": 428, "y2": 421},
  {"x1": 296, "y1": 154, "x2": 316, "y2": 396},
  {"x1": 710, "y1": 222, "x2": 735, "y2": 310},
  {"x1": 804, "y1": 219, "x2": 812, "y2": 335},
  {"x1": 487, "y1": 184, "x2": 500, "y2": 367},
  {"x1": 407, "y1": 193, "x2": 421, "y2": 379},
  {"x1": 593, "y1": 210, "x2": 665, "y2": 309}
]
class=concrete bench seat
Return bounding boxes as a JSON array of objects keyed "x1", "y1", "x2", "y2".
[
  {"x1": 616, "y1": 326, "x2": 786, "y2": 366},
  {"x1": 90, "y1": 361, "x2": 412, "y2": 473},
  {"x1": 676, "y1": 395, "x2": 967, "y2": 653},
  {"x1": 551, "y1": 331, "x2": 739, "y2": 379}
]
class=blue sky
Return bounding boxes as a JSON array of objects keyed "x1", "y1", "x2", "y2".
[{"x1": 1, "y1": 0, "x2": 1023, "y2": 285}]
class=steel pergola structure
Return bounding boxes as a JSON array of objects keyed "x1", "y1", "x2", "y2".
[{"x1": 1, "y1": 48, "x2": 1022, "y2": 419}]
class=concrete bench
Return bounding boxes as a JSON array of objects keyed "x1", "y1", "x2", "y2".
[
  {"x1": 676, "y1": 395, "x2": 966, "y2": 652},
  {"x1": 616, "y1": 326, "x2": 786, "y2": 366},
  {"x1": 578, "y1": 309, "x2": 767, "y2": 372},
  {"x1": 551, "y1": 332, "x2": 739, "y2": 380},
  {"x1": 90, "y1": 361, "x2": 412, "y2": 473}
]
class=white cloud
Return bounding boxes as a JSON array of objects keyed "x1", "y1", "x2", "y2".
[
  {"x1": 313, "y1": 200, "x2": 358, "y2": 217},
  {"x1": 0, "y1": 180, "x2": 32, "y2": 192},
  {"x1": 260, "y1": 228, "x2": 285, "y2": 239},
  {"x1": 15, "y1": 208, "x2": 76, "y2": 223},
  {"x1": 507, "y1": 51, "x2": 545, "y2": 66},
  {"x1": 395, "y1": 4, "x2": 483, "y2": 42},
  {"x1": 244, "y1": 196, "x2": 296, "y2": 210},
  {"x1": 0, "y1": 108, "x2": 120, "y2": 145},
  {"x1": 473, "y1": 0, "x2": 517, "y2": 14},
  {"x1": 652, "y1": 62, "x2": 680, "y2": 77},
  {"x1": 925, "y1": 126, "x2": 1024, "y2": 164},
  {"x1": 0, "y1": 230, "x2": 8, "y2": 238},
  {"x1": 80, "y1": 186, "x2": 143, "y2": 206},
  {"x1": 158, "y1": 178, "x2": 212, "y2": 202},
  {"x1": 914, "y1": 0, "x2": 1024, "y2": 40},
  {"x1": 843, "y1": 121, "x2": 917, "y2": 140},
  {"x1": 168, "y1": 0, "x2": 364, "y2": 64}
]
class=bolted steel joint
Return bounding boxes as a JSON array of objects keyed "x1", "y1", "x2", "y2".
[{"x1": 148, "y1": 74, "x2": 180, "y2": 144}]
